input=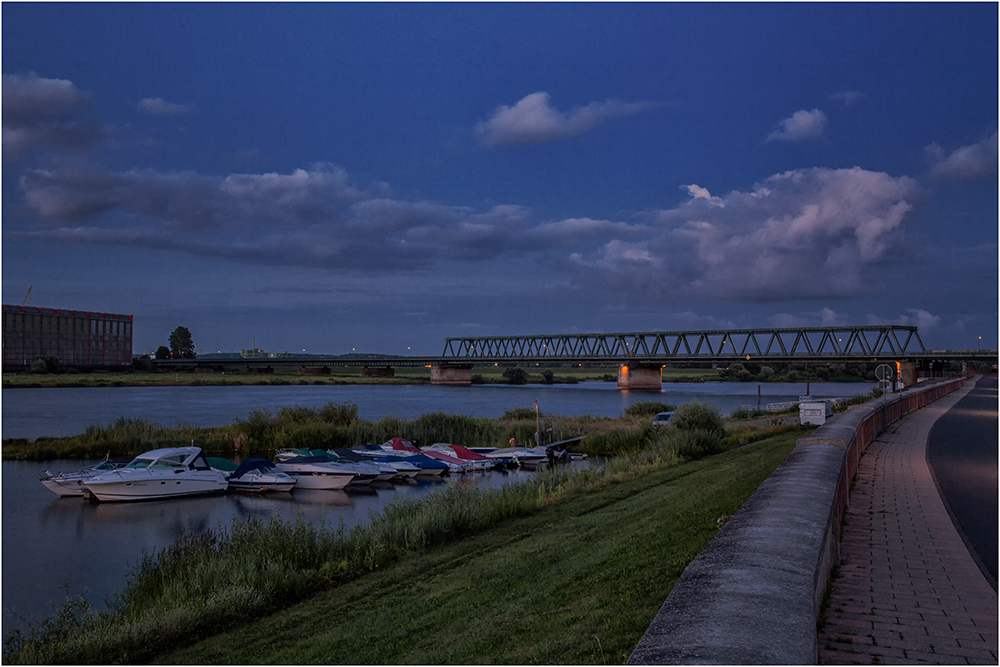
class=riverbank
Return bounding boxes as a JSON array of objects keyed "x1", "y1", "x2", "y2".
[
  {"x1": 4, "y1": 429, "x2": 805, "y2": 664},
  {"x1": 162, "y1": 432, "x2": 804, "y2": 664},
  {"x1": 1, "y1": 366, "x2": 721, "y2": 389}
]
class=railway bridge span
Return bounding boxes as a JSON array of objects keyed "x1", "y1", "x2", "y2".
[{"x1": 154, "y1": 325, "x2": 998, "y2": 391}]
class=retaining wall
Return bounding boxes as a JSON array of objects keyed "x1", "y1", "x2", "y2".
[{"x1": 628, "y1": 377, "x2": 966, "y2": 665}]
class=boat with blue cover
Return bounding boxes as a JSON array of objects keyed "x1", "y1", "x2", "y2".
[{"x1": 227, "y1": 458, "x2": 297, "y2": 493}]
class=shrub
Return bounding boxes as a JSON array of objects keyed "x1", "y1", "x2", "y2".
[
  {"x1": 671, "y1": 402, "x2": 725, "y2": 438},
  {"x1": 502, "y1": 367, "x2": 528, "y2": 385},
  {"x1": 624, "y1": 401, "x2": 676, "y2": 418},
  {"x1": 502, "y1": 407, "x2": 536, "y2": 420}
]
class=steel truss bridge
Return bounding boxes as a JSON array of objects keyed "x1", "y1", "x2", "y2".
[
  {"x1": 440, "y1": 326, "x2": 997, "y2": 365},
  {"x1": 155, "y1": 326, "x2": 996, "y2": 370}
]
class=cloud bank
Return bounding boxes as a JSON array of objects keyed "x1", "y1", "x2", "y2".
[
  {"x1": 2, "y1": 73, "x2": 99, "y2": 161},
  {"x1": 477, "y1": 92, "x2": 654, "y2": 146}
]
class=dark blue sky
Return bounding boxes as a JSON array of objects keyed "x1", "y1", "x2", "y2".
[{"x1": 3, "y1": 3, "x2": 996, "y2": 356}]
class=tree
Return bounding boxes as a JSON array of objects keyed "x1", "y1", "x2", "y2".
[
  {"x1": 154, "y1": 346, "x2": 170, "y2": 360},
  {"x1": 169, "y1": 327, "x2": 196, "y2": 358},
  {"x1": 502, "y1": 366, "x2": 528, "y2": 385}
]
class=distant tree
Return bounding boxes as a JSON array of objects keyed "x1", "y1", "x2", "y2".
[
  {"x1": 169, "y1": 327, "x2": 196, "y2": 358},
  {"x1": 132, "y1": 356, "x2": 154, "y2": 371},
  {"x1": 502, "y1": 366, "x2": 528, "y2": 385},
  {"x1": 154, "y1": 346, "x2": 170, "y2": 360},
  {"x1": 541, "y1": 369, "x2": 555, "y2": 384},
  {"x1": 30, "y1": 355, "x2": 59, "y2": 374}
]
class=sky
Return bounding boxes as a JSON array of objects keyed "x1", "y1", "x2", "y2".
[{"x1": 2, "y1": 2, "x2": 997, "y2": 357}]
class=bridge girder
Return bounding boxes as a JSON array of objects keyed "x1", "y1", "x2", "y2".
[{"x1": 440, "y1": 326, "x2": 937, "y2": 364}]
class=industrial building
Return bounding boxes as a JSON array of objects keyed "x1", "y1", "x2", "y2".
[{"x1": 2, "y1": 305, "x2": 133, "y2": 371}]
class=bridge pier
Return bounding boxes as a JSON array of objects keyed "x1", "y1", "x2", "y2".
[
  {"x1": 618, "y1": 363, "x2": 663, "y2": 391},
  {"x1": 430, "y1": 364, "x2": 473, "y2": 386},
  {"x1": 900, "y1": 361, "x2": 918, "y2": 387}
]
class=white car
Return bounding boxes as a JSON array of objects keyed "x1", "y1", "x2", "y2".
[{"x1": 652, "y1": 412, "x2": 675, "y2": 426}]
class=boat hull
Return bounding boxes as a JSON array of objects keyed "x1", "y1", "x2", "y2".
[{"x1": 83, "y1": 474, "x2": 229, "y2": 502}]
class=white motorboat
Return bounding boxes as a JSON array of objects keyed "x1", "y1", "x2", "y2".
[
  {"x1": 482, "y1": 446, "x2": 548, "y2": 468},
  {"x1": 82, "y1": 447, "x2": 229, "y2": 502},
  {"x1": 274, "y1": 455, "x2": 357, "y2": 490},
  {"x1": 423, "y1": 444, "x2": 495, "y2": 471},
  {"x1": 227, "y1": 458, "x2": 297, "y2": 493},
  {"x1": 39, "y1": 458, "x2": 127, "y2": 497}
]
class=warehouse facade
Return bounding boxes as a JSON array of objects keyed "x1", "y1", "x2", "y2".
[{"x1": 2, "y1": 305, "x2": 133, "y2": 371}]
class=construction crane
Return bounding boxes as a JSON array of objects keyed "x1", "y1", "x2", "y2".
[{"x1": 23, "y1": 285, "x2": 31, "y2": 306}]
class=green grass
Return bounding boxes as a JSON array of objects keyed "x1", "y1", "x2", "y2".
[{"x1": 155, "y1": 432, "x2": 799, "y2": 665}]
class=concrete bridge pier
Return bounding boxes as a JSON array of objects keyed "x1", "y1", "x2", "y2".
[
  {"x1": 900, "y1": 361, "x2": 918, "y2": 387},
  {"x1": 430, "y1": 364, "x2": 473, "y2": 386},
  {"x1": 618, "y1": 363, "x2": 663, "y2": 391}
]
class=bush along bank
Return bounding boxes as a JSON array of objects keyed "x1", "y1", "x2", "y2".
[
  {"x1": 2, "y1": 404, "x2": 812, "y2": 665},
  {"x1": 1, "y1": 400, "x2": 713, "y2": 461}
]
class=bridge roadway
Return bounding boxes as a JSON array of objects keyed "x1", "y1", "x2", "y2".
[{"x1": 153, "y1": 325, "x2": 997, "y2": 388}]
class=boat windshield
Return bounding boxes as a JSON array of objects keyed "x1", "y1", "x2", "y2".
[
  {"x1": 123, "y1": 459, "x2": 153, "y2": 470},
  {"x1": 150, "y1": 460, "x2": 185, "y2": 470}
]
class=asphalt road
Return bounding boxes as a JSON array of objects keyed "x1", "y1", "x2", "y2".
[{"x1": 927, "y1": 374, "x2": 998, "y2": 587}]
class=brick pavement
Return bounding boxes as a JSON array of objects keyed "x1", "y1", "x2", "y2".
[{"x1": 818, "y1": 381, "x2": 998, "y2": 665}]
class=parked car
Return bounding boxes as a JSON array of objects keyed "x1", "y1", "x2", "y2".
[{"x1": 652, "y1": 412, "x2": 674, "y2": 426}]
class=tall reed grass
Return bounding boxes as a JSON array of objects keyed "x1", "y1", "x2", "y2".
[{"x1": 3, "y1": 411, "x2": 759, "y2": 664}]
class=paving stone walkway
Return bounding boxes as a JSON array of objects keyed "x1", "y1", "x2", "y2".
[{"x1": 819, "y1": 382, "x2": 998, "y2": 665}]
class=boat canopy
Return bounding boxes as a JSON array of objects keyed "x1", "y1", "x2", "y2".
[
  {"x1": 449, "y1": 444, "x2": 489, "y2": 461},
  {"x1": 405, "y1": 454, "x2": 449, "y2": 469},
  {"x1": 231, "y1": 458, "x2": 279, "y2": 478},
  {"x1": 206, "y1": 457, "x2": 239, "y2": 472},
  {"x1": 386, "y1": 438, "x2": 420, "y2": 452},
  {"x1": 330, "y1": 448, "x2": 367, "y2": 461}
]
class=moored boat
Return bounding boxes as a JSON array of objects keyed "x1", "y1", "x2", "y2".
[
  {"x1": 40, "y1": 458, "x2": 127, "y2": 497},
  {"x1": 227, "y1": 458, "x2": 297, "y2": 493},
  {"x1": 274, "y1": 454, "x2": 358, "y2": 490},
  {"x1": 82, "y1": 447, "x2": 229, "y2": 502}
]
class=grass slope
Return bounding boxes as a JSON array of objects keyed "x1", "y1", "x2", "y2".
[{"x1": 158, "y1": 433, "x2": 798, "y2": 665}]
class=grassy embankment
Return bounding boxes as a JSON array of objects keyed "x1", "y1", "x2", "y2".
[
  {"x1": 1, "y1": 365, "x2": 720, "y2": 388},
  {"x1": 4, "y1": 414, "x2": 810, "y2": 664}
]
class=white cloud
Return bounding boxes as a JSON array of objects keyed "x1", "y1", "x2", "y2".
[
  {"x1": 476, "y1": 92, "x2": 655, "y2": 147},
  {"x1": 927, "y1": 132, "x2": 998, "y2": 181},
  {"x1": 768, "y1": 108, "x2": 827, "y2": 141},
  {"x1": 138, "y1": 97, "x2": 192, "y2": 116},
  {"x1": 572, "y1": 167, "x2": 919, "y2": 301}
]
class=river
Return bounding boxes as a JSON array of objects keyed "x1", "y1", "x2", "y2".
[{"x1": 1, "y1": 380, "x2": 869, "y2": 635}]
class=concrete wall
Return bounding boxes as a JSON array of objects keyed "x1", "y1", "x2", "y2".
[{"x1": 628, "y1": 377, "x2": 966, "y2": 665}]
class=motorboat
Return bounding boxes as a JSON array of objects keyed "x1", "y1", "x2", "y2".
[
  {"x1": 226, "y1": 458, "x2": 297, "y2": 493},
  {"x1": 419, "y1": 449, "x2": 474, "y2": 473},
  {"x1": 367, "y1": 454, "x2": 421, "y2": 479},
  {"x1": 423, "y1": 443, "x2": 496, "y2": 471},
  {"x1": 82, "y1": 447, "x2": 229, "y2": 502},
  {"x1": 395, "y1": 453, "x2": 450, "y2": 476},
  {"x1": 481, "y1": 446, "x2": 548, "y2": 468},
  {"x1": 274, "y1": 454, "x2": 359, "y2": 490},
  {"x1": 328, "y1": 449, "x2": 398, "y2": 482},
  {"x1": 39, "y1": 458, "x2": 127, "y2": 497}
]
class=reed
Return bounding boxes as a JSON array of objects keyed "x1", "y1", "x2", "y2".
[{"x1": 3, "y1": 411, "x2": 757, "y2": 665}]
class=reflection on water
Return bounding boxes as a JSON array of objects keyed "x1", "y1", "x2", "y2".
[{"x1": 1, "y1": 459, "x2": 541, "y2": 634}]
